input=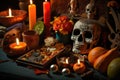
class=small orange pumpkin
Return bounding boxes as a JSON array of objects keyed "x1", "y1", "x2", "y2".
[{"x1": 73, "y1": 62, "x2": 86, "y2": 74}]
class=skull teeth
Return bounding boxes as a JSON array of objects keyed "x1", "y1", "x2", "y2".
[{"x1": 73, "y1": 44, "x2": 80, "y2": 49}]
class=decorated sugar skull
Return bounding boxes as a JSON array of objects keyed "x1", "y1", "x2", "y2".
[{"x1": 71, "y1": 19, "x2": 103, "y2": 54}]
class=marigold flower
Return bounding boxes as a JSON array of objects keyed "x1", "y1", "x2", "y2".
[{"x1": 51, "y1": 15, "x2": 74, "y2": 35}]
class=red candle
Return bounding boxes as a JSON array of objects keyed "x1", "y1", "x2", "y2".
[
  {"x1": 28, "y1": 0, "x2": 36, "y2": 30},
  {"x1": 43, "y1": 0, "x2": 51, "y2": 26}
]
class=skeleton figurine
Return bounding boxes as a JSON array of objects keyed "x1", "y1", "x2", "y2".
[
  {"x1": 71, "y1": 19, "x2": 103, "y2": 54},
  {"x1": 85, "y1": 0, "x2": 96, "y2": 19}
]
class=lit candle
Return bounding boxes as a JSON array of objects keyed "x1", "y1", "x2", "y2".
[
  {"x1": 58, "y1": 57, "x2": 73, "y2": 68},
  {"x1": 43, "y1": 0, "x2": 51, "y2": 37},
  {"x1": 77, "y1": 59, "x2": 81, "y2": 64},
  {"x1": 9, "y1": 38, "x2": 27, "y2": 55},
  {"x1": 62, "y1": 57, "x2": 69, "y2": 68},
  {"x1": 6, "y1": 8, "x2": 14, "y2": 17},
  {"x1": 28, "y1": 0, "x2": 36, "y2": 30},
  {"x1": 43, "y1": 0, "x2": 51, "y2": 26},
  {"x1": 73, "y1": 59, "x2": 86, "y2": 74},
  {"x1": 66, "y1": 58, "x2": 69, "y2": 64}
]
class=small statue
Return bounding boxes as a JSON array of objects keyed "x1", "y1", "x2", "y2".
[
  {"x1": 85, "y1": 0, "x2": 96, "y2": 19},
  {"x1": 81, "y1": 0, "x2": 97, "y2": 19},
  {"x1": 69, "y1": 0, "x2": 78, "y2": 15}
]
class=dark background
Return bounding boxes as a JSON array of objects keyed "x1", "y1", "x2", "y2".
[
  {"x1": 0, "y1": 0, "x2": 44, "y2": 18},
  {"x1": 0, "y1": 0, "x2": 119, "y2": 18}
]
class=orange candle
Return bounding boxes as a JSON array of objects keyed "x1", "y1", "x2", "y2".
[
  {"x1": 9, "y1": 38, "x2": 27, "y2": 55},
  {"x1": 73, "y1": 59, "x2": 86, "y2": 74},
  {"x1": 28, "y1": 0, "x2": 36, "y2": 30},
  {"x1": 43, "y1": 0, "x2": 51, "y2": 26}
]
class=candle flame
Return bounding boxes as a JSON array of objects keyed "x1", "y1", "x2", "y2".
[
  {"x1": 66, "y1": 58, "x2": 69, "y2": 64},
  {"x1": 8, "y1": 8, "x2": 12, "y2": 17},
  {"x1": 45, "y1": 0, "x2": 47, "y2": 2},
  {"x1": 77, "y1": 59, "x2": 81, "y2": 64},
  {"x1": 30, "y1": 0, "x2": 33, "y2": 4},
  {"x1": 16, "y1": 38, "x2": 20, "y2": 46}
]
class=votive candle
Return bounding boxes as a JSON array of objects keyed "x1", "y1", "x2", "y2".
[{"x1": 9, "y1": 38, "x2": 27, "y2": 54}]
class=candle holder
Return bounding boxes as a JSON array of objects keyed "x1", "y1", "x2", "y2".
[
  {"x1": 9, "y1": 42, "x2": 27, "y2": 56},
  {"x1": 56, "y1": 57, "x2": 71, "y2": 68},
  {"x1": 22, "y1": 30, "x2": 39, "y2": 50},
  {"x1": 73, "y1": 60, "x2": 86, "y2": 74},
  {"x1": 56, "y1": 52, "x2": 78, "y2": 70},
  {"x1": 0, "y1": 10, "x2": 27, "y2": 27}
]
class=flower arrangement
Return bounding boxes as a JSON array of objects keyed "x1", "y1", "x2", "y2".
[{"x1": 51, "y1": 15, "x2": 74, "y2": 35}]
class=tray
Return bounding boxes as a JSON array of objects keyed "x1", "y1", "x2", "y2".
[{"x1": 16, "y1": 43, "x2": 65, "y2": 68}]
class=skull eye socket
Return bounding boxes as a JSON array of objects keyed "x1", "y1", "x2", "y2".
[
  {"x1": 73, "y1": 29, "x2": 80, "y2": 35},
  {"x1": 84, "y1": 31, "x2": 92, "y2": 38},
  {"x1": 78, "y1": 35, "x2": 83, "y2": 42},
  {"x1": 87, "y1": 9, "x2": 90, "y2": 12}
]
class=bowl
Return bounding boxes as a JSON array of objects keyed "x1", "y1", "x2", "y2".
[{"x1": 0, "y1": 9, "x2": 27, "y2": 27}]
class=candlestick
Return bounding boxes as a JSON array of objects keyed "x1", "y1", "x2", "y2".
[
  {"x1": 28, "y1": 0, "x2": 36, "y2": 30},
  {"x1": 9, "y1": 38, "x2": 27, "y2": 56},
  {"x1": 43, "y1": 0, "x2": 51, "y2": 36}
]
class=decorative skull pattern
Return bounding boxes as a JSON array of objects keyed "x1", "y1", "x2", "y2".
[{"x1": 71, "y1": 19, "x2": 102, "y2": 54}]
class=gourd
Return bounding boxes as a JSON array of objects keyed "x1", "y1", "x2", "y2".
[
  {"x1": 88, "y1": 47, "x2": 107, "y2": 65},
  {"x1": 88, "y1": 47, "x2": 120, "y2": 73},
  {"x1": 93, "y1": 47, "x2": 120, "y2": 73},
  {"x1": 107, "y1": 57, "x2": 120, "y2": 80}
]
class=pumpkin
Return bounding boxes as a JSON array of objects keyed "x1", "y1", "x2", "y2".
[
  {"x1": 94, "y1": 47, "x2": 120, "y2": 73},
  {"x1": 73, "y1": 62, "x2": 86, "y2": 74},
  {"x1": 88, "y1": 47, "x2": 107, "y2": 65},
  {"x1": 88, "y1": 47, "x2": 120, "y2": 73}
]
